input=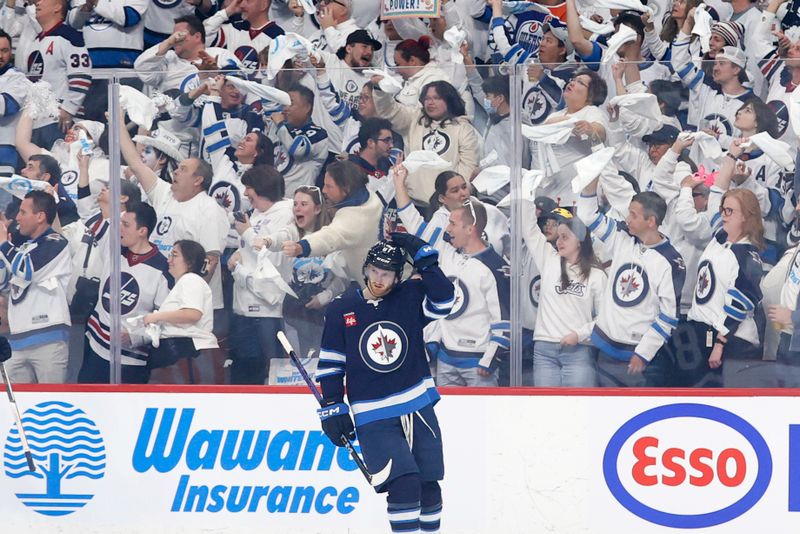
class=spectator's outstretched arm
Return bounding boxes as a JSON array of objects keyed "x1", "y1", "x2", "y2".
[
  {"x1": 14, "y1": 109, "x2": 43, "y2": 162},
  {"x1": 565, "y1": 0, "x2": 595, "y2": 58},
  {"x1": 117, "y1": 112, "x2": 158, "y2": 193}
]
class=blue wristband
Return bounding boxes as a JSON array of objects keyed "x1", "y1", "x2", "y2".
[{"x1": 317, "y1": 402, "x2": 349, "y2": 421}]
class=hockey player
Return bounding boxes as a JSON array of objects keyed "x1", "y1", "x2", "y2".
[
  {"x1": 316, "y1": 234, "x2": 454, "y2": 534},
  {"x1": 577, "y1": 178, "x2": 686, "y2": 387},
  {"x1": 79, "y1": 203, "x2": 172, "y2": 384},
  {"x1": 0, "y1": 191, "x2": 72, "y2": 383}
]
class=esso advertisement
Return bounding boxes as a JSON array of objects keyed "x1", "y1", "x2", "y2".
[{"x1": 603, "y1": 404, "x2": 773, "y2": 529}]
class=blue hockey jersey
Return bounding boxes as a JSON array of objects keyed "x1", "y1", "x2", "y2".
[{"x1": 317, "y1": 266, "x2": 454, "y2": 427}]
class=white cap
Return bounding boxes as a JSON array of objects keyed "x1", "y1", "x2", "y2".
[
  {"x1": 74, "y1": 120, "x2": 105, "y2": 144},
  {"x1": 133, "y1": 127, "x2": 184, "y2": 162},
  {"x1": 716, "y1": 46, "x2": 747, "y2": 69}
]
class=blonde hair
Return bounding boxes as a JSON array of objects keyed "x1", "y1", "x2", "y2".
[{"x1": 721, "y1": 189, "x2": 764, "y2": 250}]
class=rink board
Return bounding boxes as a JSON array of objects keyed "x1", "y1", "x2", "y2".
[{"x1": 0, "y1": 385, "x2": 798, "y2": 533}]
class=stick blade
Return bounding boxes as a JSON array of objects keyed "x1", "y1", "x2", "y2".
[{"x1": 369, "y1": 459, "x2": 392, "y2": 487}]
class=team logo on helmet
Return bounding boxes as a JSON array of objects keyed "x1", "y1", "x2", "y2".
[
  {"x1": 60, "y1": 170, "x2": 78, "y2": 187},
  {"x1": 445, "y1": 276, "x2": 470, "y2": 320},
  {"x1": 358, "y1": 321, "x2": 408, "y2": 373},
  {"x1": 612, "y1": 263, "x2": 650, "y2": 307},
  {"x1": 422, "y1": 131, "x2": 450, "y2": 155},
  {"x1": 209, "y1": 182, "x2": 241, "y2": 213},
  {"x1": 695, "y1": 260, "x2": 716, "y2": 305}
]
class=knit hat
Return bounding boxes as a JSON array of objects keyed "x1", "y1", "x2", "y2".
[
  {"x1": 711, "y1": 21, "x2": 744, "y2": 48},
  {"x1": 74, "y1": 120, "x2": 105, "y2": 143}
]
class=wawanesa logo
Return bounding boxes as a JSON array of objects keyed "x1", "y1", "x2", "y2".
[
  {"x1": 603, "y1": 403, "x2": 772, "y2": 528},
  {"x1": 3, "y1": 401, "x2": 106, "y2": 516}
]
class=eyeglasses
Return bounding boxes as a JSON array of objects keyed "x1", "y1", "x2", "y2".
[
  {"x1": 299, "y1": 185, "x2": 322, "y2": 203},
  {"x1": 320, "y1": 0, "x2": 347, "y2": 7},
  {"x1": 569, "y1": 77, "x2": 589, "y2": 89},
  {"x1": 719, "y1": 206, "x2": 736, "y2": 216},
  {"x1": 375, "y1": 136, "x2": 394, "y2": 145}
]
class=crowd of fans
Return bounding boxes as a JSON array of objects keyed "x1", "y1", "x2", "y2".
[{"x1": 1, "y1": 0, "x2": 800, "y2": 388}]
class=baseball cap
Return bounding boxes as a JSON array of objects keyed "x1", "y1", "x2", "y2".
[
  {"x1": 543, "y1": 23, "x2": 574, "y2": 57},
  {"x1": 716, "y1": 46, "x2": 747, "y2": 69},
  {"x1": 642, "y1": 125, "x2": 680, "y2": 145},
  {"x1": 346, "y1": 29, "x2": 382, "y2": 51}
]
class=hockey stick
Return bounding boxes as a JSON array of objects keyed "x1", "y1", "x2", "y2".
[
  {"x1": 0, "y1": 362, "x2": 35, "y2": 471},
  {"x1": 277, "y1": 331, "x2": 391, "y2": 487}
]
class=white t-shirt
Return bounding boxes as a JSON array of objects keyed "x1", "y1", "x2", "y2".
[
  {"x1": 159, "y1": 272, "x2": 218, "y2": 350},
  {"x1": 146, "y1": 180, "x2": 229, "y2": 309}
]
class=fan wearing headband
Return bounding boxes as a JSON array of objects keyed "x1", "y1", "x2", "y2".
[{"x1": 315, "y1": 233, "x2": 453, "y2": 533}]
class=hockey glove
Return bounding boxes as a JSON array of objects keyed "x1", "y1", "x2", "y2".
[
  {"x1": 0, "y1": 337, "x2": 9, "y2": 363},
  {"x1": 390, "y1": 232, "x2": 439, "y2": 271},
  {"x1": 317, "y1": 399, "x2": 355, "y2": 447}
]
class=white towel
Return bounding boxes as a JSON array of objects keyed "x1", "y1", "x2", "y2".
[
  {"x1": 363, "y1": 68, "x2": 404, "y2": 94},
  {"x1": 578, "y1": 0, "x2": 651, "y2": 14},
  {"x1": 521, "y1": 118, "x2": 580, "y2": 144},
  {"x1": 22, "y1": 81, "x2": 59, "y2": 121},
  {"x1": 683, "y1": 131, "x2": 723, "y2": 161},
  {"x1": 692, "y1": 4, "x2": 713, "y2": 54},
  {"x1": 572, "y1": 147, "x2": 616, "y2": 193},
  {"x1": 0, "y1": 175, "x2": 53, "y2": 200},
  {"x1": 480, "y1": 149, "x2": 499, "y2": 168},
  {"x1": 497, "y1": 169, "x2": 545, "y2": 207},
  {"x1": 749, "y1": 132, "x2": 795, "y2": 171},
  {"x1": 443, "y1": 26, "x2": 468, "y2": 64},
  {"x1": 579, "y1": 15, "x2": 615, "y2": 35},
  {"x1": 602, "y1": 24, "x2": 638, "y2": 64},
  {"x1": 119, "y1": 85, "x2": 159, "y2": 130},
  {"x1": 225, "y1": 75, "x2": 292, "y2": 106},
  {"x1": 401, "y1": 151, "x2": 453, "y2": 173},
  {"x1": 609, "y1": 93, "x2": 662, "y2": 122},
  {"x1": 298, "y1": 0, "x2": 315, "y2": 14},
  {"x1": 472, "y1": 166, "x2": 510, "y2": 196},
  {"x1": 267, "y1": 35, "x2": 295, "y2": 80}
]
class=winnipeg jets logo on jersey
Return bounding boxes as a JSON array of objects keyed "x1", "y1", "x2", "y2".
[
  {"x1": 612, "y1": 263, "x2": 650, "y2": 307},
  {"x1": 488, "y1": 19, "x2": 515, "y2": 54},
  {"x1": 445, "y1": 276, "x2": 470, "y2": 320},
  {"x1": 209, "y1": 182, "x2": 241, "y2": 213},
  {"x1": 694, "y1": 260, "x2": 715, "y2": 304},
  {"x1": 234, "y1": 46, "x2": 259, "y2": 71},
  {"x1": 156, "y1": 216, "x2": 173, "y2": 237},
  {"x1": 153, "y1": 0, "x2": 182, "y2": 8},
  {"x1": 701, "y1": 114, "x2": 733, "y2": 137},
  {"x1": 60, "y1": 170, "x2": 78, "y2": 187},
  {"x1": 101, "y1": 272, "x2": 140, "y2": 315},
  {"x1": 555, "y1": 280, "x2": 587, "y2": 297},
  {"x1": 767, "y1": 100, "x2": 789, "y2": 137},
  {"x1": 27, "y1": 51, "x2": 44, "y2": 78},
  {"x1": 523, "y1": 87, "x2": 551, "y2": 125},
  {"x1": 358, "y1": 321, "x2": 408, "y2": 373},
  {"x1": 87, "y1": 15, "x2": 113, "y2": 31},
  {"x1": 422, "y1": 131, "x2": 450, "y2": 155},
  {"x1": 529, "y1": 275, "x2": 541, "y2": 308}
]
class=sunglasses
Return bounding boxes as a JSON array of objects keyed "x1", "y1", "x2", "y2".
[
  {"x1": 298, "y1": 185, "x2": 322, "y2": 203},
  {"x1": 464, "y1": 199, "x2": 477, "y2": 226}
]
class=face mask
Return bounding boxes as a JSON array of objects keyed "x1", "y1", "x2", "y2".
[{"x1": 482, "y1": 98, "x2": 495, "y2": 115}]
